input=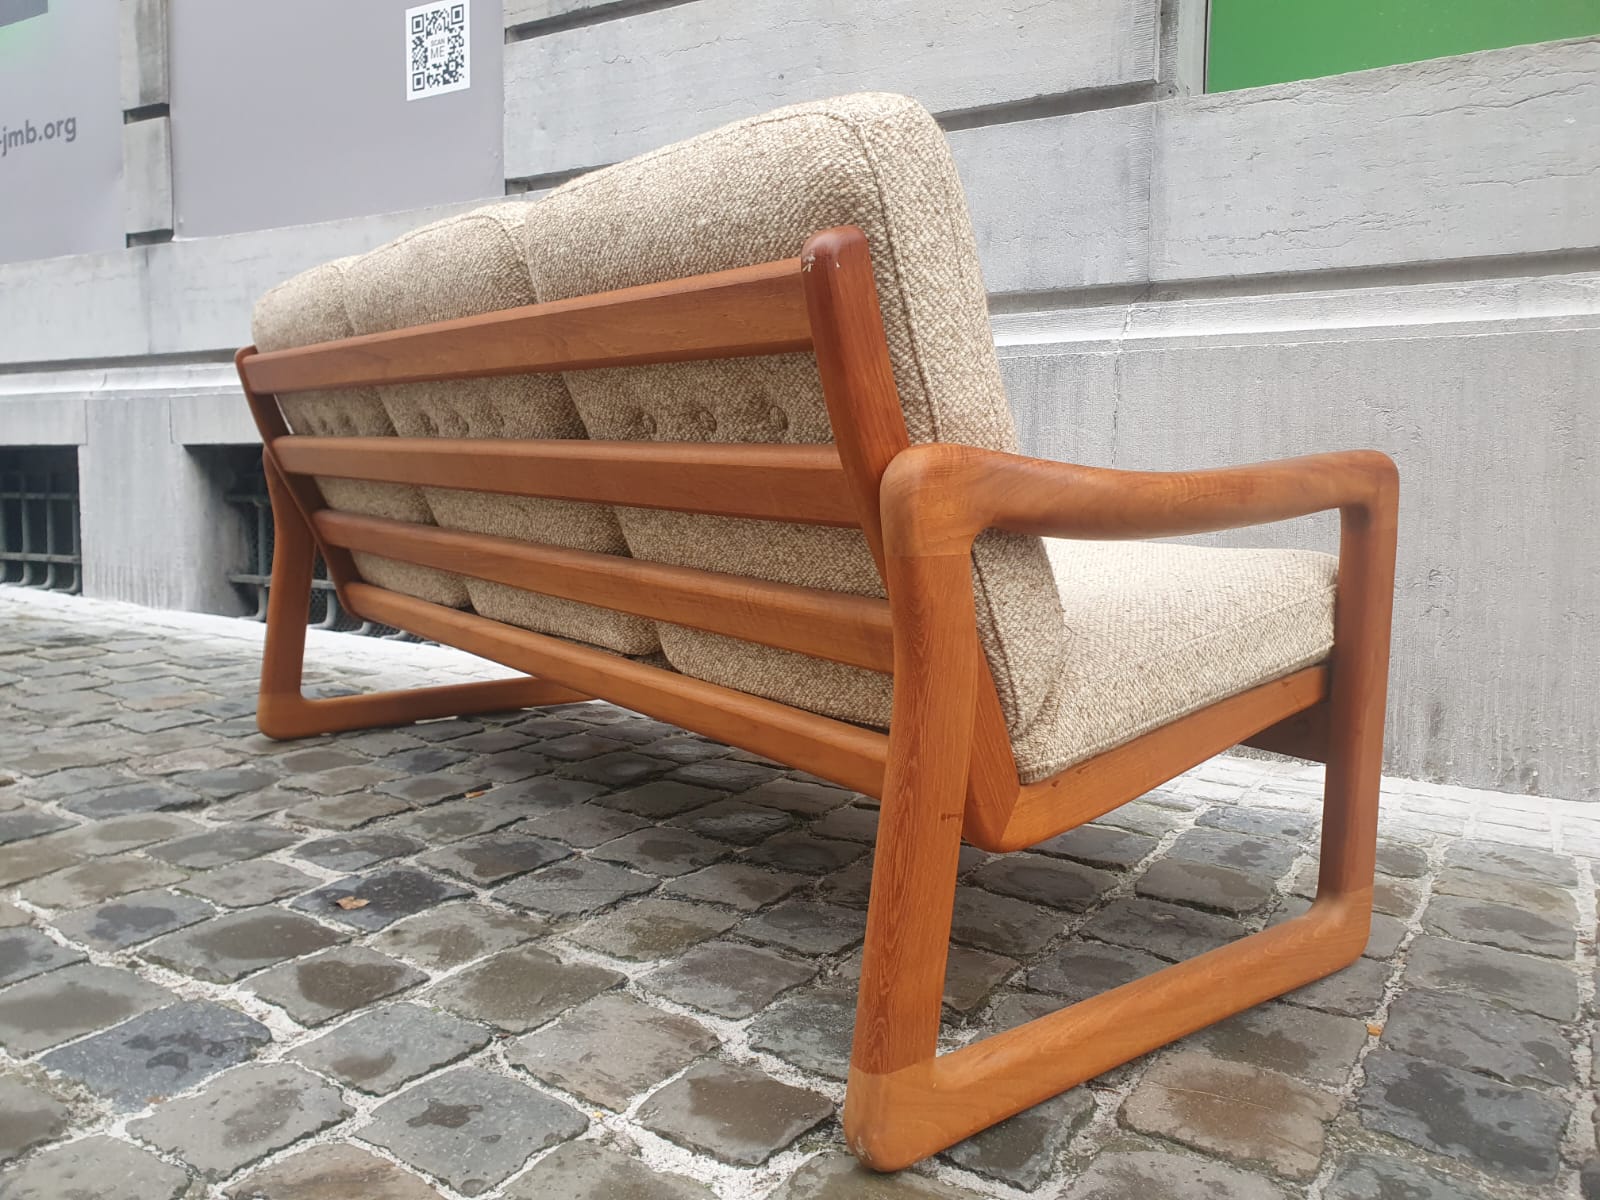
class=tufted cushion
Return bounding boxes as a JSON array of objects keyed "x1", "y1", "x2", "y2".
[
  {"x1": 338, "y1": 204, "x2": 658, "y2": 656},
  {"x1": 250, "y1": 258, "x2": 469, "y2": 608},
  {"x1": 524, "y1": 92, "x2": 1067, "y2": 744},
  {"x1": 1019, "y1": 541, "x2": 1338, "y2": 781}
]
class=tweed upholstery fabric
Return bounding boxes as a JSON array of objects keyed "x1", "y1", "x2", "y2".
[
  {"x1": 1012, "y1": 540, "x2": 1338, "y2": 782},
  {"x1": 339, "y1": 205, "x2": 658, "y2": 655},
  {"x1": 250, "y1": 258, "x2": 468, "y2": 607},
  {"x1": 525, "y1": 92, "x2": 1065, "y2": 738}
]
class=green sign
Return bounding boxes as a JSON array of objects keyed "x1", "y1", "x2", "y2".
[{"x1": 1208, "y1": 0, "x2": 1600, "y2": 91}]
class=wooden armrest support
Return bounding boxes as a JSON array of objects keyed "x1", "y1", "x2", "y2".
[{"x1": 880, "y1": 444, "x2": 1398, "y2": 555}]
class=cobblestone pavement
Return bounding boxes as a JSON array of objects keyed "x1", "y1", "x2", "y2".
[{"x1": 1, "y1": 587, "x2": 1596, "y2": 1199}]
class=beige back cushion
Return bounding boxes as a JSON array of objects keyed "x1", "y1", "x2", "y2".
[
  {"x1": 339, "y1": 205, "x2": 658, "y2": 656},
  {"x1": 526, "y1": 93, "x2": 1066, "y2": 739},
  {"x1": 250, "y1": 258, "x2": 469, "y2": 608}
]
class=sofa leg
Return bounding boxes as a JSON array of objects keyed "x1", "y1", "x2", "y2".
[{"x1": 256, "y1": 455, "x2": 589, "y2": 741}]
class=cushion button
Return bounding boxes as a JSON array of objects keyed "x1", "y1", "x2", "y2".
[
  {"x1": 768, "y1": 405, "x2": 789, "y2": 434},
  {"x1": 638, "y1": 412, "x2": 657, "y2": 437}
]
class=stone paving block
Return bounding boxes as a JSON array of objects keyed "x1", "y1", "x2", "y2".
[
  {"x1": 282, "y1": 763, "x2": 405, "y2": 795},
  {"x1": 0, "y1": 809, "x2": 74, "y2": 845},
  {"x1": 1422, "y1": 894, "x2": 1576, "y2": 958},
  {"x1": 1434, "y1": 863, "x2": 1577, "y2": 915},
  {"x1": 470, "y1": 776, "x2": 608, "y2": 815},
  {"x1": 1061, "y1": 1147, "x2": 1291, "y2": 1200},
  {"x1": 1184, "y1": 1001, "x2": 1367, "y2": 1087},
  {"x1": 373, "y1": 902, "x2": 546, "y2": 970},
  {"x1": 18, "y1": 765, "x2": 139, "y2": 803},
  {"x1": 501, "y1": 1140, "x2": 715, "y2": 1200},
  {"x1": 736, "y1": 778, "x2": 856, "y2": 817},
  {"x1": 172, "y1": 765, "x2": 281, "y2": 798},
  {"x1": 1196, "y1": 805, "x2": 1318, "y2": 843},
  {"x1": 1286, "y1": 955, "x2": 1392, "y2": 1017},
  {"x1": 743, "y1": 831, "x2": 866, "y2": 876},
  {"x1": 0, "y1": 1134, "x2": 190, "y2": 1200},
  {"x1": 1033, "y1": 823, "x2": 1157, "y2": 870},
  {"x1": 1122, "y1": 1051, "x2": 1339, "y2": 1180},
  {"x1": 538, "y1": 731, "x2": 629, "y2": 760},
  {"x1": 592, "y1": 827, "x2": 730, "y2": 876},
  {"x1": 361, "y1": 1064, "x2": 587, "y2": 1195},
  {"x1": 942, "y1": 1087, "x2": 1095, "y2": 1190},
  {"x1": 144, "y1": 824, "x2": 299, "y2": 869},
  {"x1": 1375, "y1": 839, "x2": 1431, "y2": 878},
  {"x1": 287, "y1": 791, "x2": 413, "y2": 828},
  {"x1": 290, "y1": 1002, "x2": 491, "y2": 1095},
  {"x1": 667, "y1": 759, "x2": 785, "y2": 792},
  {"x1": 292, "y1": 869, "x2": 470, "y2": 931},
  {"x1": 0, "y1": 928, "x2": 86, "y2": 986},
  {"x1": 1322, "y1": 1151, "x2": 1496, "y2": 1200},
  {"x1": 20, "y1": 853, "x2": 188, "y2": 910},
  {"x1": 837, "y1": 944, "x2": 1015, "y2": 1014},
  {"x1": 54, "y1": 888, "x2": 214, "y2": 951},
  {"x1": 496, "y1": 857, "x2": 658, "y2": 917},
  {"x1": 1081, "y1": 897, "x2": 1247, "y2": 962},
  {"x1": 749, "y1": 987, "x2": 855, "y2": 1079},
  {"x1": 417, "y1": 829, "x2": 571, "y2": 884},
  {"x1": 669, "y1": 798, "x2": 794, "y2": 845},
  {"x1": 559, "y1": 751, "x2": 673, "y2": 787},
  {"x1": 640, "y1": 940, "x2": 816, "y2": 1018},
  {"x1": 1404, "y1": 935, "x2": 1579, "y2": 1021},
  {"x1": 1093, "y1": 800, "x2": 1186, "y2": 838},
  {"x1": 0, "y1": 963, "x2": 174, "y2": 1054},
  {"x1": 810, "y1": 804, "x2": 879, "y2": 843},
  {"x1": 1026, "y1": 941, "x2": 1165, "y2": 1002},
  {"x1": 142, "y1": 908, "x2": 346, "y2": 982},
  {"x1": 569, "y1": 898, "x2": 739, "y2": 961},
  {"x1": 638, "y1": 1060, "x2": 832, "y2": 1166},
  {"x1": 296, "y1": 830, "x2": 424, "y2": 872},
  {"x1": 0, "y1": 839, "x2": 80, "y2": 888},
  {"x1": 0, "y1": 1075, "x2": 69, "y2": 1164},
  {"x1": 178, "y1": 859, "x2": 318, "y2": 907},
  {"x1": 1441, "y1": 839, "x2": 1578, "y2": 887},
  {"x1": 0, "y1": 901, "x2": 26, "y2": 927},
  {"x1": 60, "y1": 780, "x2": 203, "y2": 819},
  {"x1": 524, "y1": 803, "x2": 653, "y2": 848},
  {"x1": 663, "y1": 861, "x2": 809, "y2": 910},
  {"x1": 129, "y1": 1062, "x2": 351, "y2": 1179},
  {"x1": 645, "y1": 734, "x2": 737, "y2": 764},
  {"x1": 459, "y1": 749, "x2": 552, "y2": 784},
  {"x1": 227, "y1": 1143, "x2": 447, "y2": 1200},
  {"x1": 972, "y1": 853, "x2": 1117, "y2": 912},
  {"x1": 378, "y1": 771, "x2": 483, "y2": 806},
  {"x1": 277, "y1": 747, "x2": 369, "y2": 774},
  {"x1": 40, "y1": 999, "x2": 270, "y2": 1109},
  {"x1": 509, "y1": 992, "x2": 718, "y2": 1109},
  {"x1": 1380, "y1": 987, "x2": 1574, "y2": 1088},
  {"x1": 49, "y1": 812, "x2": 200, "y2": 857},
  {"x1": 1136, "y1": 858, "x2": 1276, "y2": 915},
  {"x1": 950, "y1": 886, "x2": 1061, "y2": 958},
  {"x1": 596, "y1": 779, "x2": 722, "y2": 819},
  {"x1": 210, "y1": 785, "x2": 304, "y2": 821},
  {"x1": 247, "y1": 944, "x2": 427, "y2": 1025},
  {"x1": 1358, "y1": 1049, "x2": 1568, "y2": 1184},
  {"x1": 384, "y1": 798, "x2": 524, "y2": 842},
  {"x1": 738, "y1": 899, "x2": 865, "y2": 955},
  {"x1": 773, "y1": 1151, "x2": 986, "y2": 1198},
  {"x1": 429, "y1": 946, "x2": 622, "y2": 1032}
]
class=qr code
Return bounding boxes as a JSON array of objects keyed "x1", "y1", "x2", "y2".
[{"x1": 406, "y1": 1, "x2": 470, "y2": 101}]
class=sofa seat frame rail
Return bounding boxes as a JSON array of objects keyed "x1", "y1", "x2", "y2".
[{"x1": 237, "y1": 226, "x2": 1397, "y2": 1171}]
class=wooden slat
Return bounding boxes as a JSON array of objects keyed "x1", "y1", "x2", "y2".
[
  {"x1": 344, "y1": 582, "x2": 890, "y2": 796},
  {"x1": 240, "y1": 257, "x2": 811, "y2": 394},
  {"x1": 315, "y1": 510, "x2": 894, "y2": 673},
  {"x1": 273, "y1": 437, "x2": 861, "y2": 526}
]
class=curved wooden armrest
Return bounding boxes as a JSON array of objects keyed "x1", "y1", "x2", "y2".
[{"x1": 880, "y1": 444, "x2": 1398, "y2": 554}]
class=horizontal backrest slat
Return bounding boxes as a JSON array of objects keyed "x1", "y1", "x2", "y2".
[
  {"x1": 271, "y1": 436, "x2": 861, "y2": 527},
  {"x1": 315, "y1": 510, "x2": 893, "y2": 673},
  {"x1": 241, "y1": 257, "x2": 811, "y2": 395}
]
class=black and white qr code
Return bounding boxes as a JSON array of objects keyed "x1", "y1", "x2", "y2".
[{"x1": 406, "y1": 1, "x2": 470, "y2": 101}]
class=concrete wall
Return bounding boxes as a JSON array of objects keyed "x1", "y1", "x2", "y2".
[{"x1": 0, "y1": 2, "x2": 1594, "y2": 798}]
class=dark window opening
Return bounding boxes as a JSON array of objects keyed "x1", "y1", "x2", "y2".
[{"x1": 0, "y1": 446, "x2": 81, "y2": 593}]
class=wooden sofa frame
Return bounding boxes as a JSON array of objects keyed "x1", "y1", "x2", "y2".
[{"x1": 237, "y1": 226, "x2": 1397, "y2": 1171}]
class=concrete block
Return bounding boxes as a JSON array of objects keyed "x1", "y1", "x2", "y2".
[
  {"x1": 505, "y1": 0, "x2": 631, "y2": 30},
  {"x1": 503, "y1": 0, "x2": 1159, "y2": 178},
  {"x1": 119, "y1": 0, "x2": 169, "y2": 111},
  {"x1": 1152, "y1": 38, "x2": 1600, "y2": 281},
  {"x1": 122, "y1": 116, "x2": 173, "y2": 235},
  {"x1": 0, "y1": 397, "x2": 88, "y2": 445}
]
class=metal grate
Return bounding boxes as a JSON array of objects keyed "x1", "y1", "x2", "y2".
[
  {"x1": 0, "y1": 447, "x2": 81, "y2": 593},
  {"x1": 220, "y1": 450, "x2": 420, "y2": 640}
]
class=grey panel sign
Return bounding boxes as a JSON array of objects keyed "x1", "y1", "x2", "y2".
[
  {"x1": 169, "y1": 0, "x2": 502, "y2": 239},
  {"x1": 0, "y1": 0, "x2": 124, "y2": 265}
]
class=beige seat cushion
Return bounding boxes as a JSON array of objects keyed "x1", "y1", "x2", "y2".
[
  {"x1": 339, "y1": 204, "x2": 658, "y2": 656},
  {"x1": 525, "y1": 91, "x2": 1065, "y2": 741},
  {"x1": 1012, "y1": 540, "x2": 1338, "y2": 783},
  {"x1": 250, "y1": 258, "x2": 469, "y2": 608}
]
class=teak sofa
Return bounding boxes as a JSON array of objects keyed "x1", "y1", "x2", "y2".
[{"x1": 238, "y1": 93, "x2": 1397, "y2": 1170}]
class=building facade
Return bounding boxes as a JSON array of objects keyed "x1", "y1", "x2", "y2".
[{"x1": 1, "y1": 0, "x2": 1596, "y2": 798}]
